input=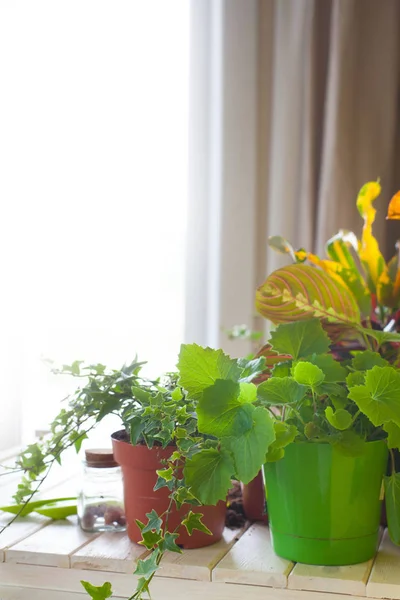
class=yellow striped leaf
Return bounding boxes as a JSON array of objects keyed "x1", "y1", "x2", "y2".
[
  {"x1": 256, "y1": 264, "x2": 360, "y2": 326},
  {"x1": 356, "y1": 181, "x2": 385, "y2": 293}
]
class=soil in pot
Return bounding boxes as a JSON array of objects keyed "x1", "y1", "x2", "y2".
[
  {"x1": 111, "y1": 431, "x2": 226, "y2": 549},
  {"x1": 263, "y1": 440, "x2": 388, "y2": 565}
]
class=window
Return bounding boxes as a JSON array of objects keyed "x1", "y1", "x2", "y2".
[{"x1": 0, "y1": 1, "x2": 190, "y2": 448}]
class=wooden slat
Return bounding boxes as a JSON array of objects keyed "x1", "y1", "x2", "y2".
[
  {"x1": 0, "y1": 563, "x2": 369, "y2": 600},
  {"x1": 367, "y1": 528, "x2": 400, "y2": 599},
  {"x1": 0, "y1": 586, "x2": 87, "y2": 600},
  {"x1": 71, "y1": 531, "x2": 148, "y2": 573},
  {"x1": 213, "y1": 523, "x2": 293, "y2": 587},
  {"x1": 0, "y1": 513, "x2": 50, "y2": 561},
  {"x1": 6, "y1": 515, "x2": 99, "y2": 567},
  {"x1": 289, "y1": 559, "x2": 373, "y2": 596},
  {"x1": 156, "y1": 526, "x2": 245, "y2": 581}
]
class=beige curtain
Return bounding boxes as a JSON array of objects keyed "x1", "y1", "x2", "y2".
[
  {"x1": 186, "y1": 0, "x2": 400, "y2": 353},
  {"x1": 257, "y1": 0, "x2": 400, "y2": 285}
]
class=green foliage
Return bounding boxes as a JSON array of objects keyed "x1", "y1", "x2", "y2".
[
  {"x1": 348, "y1": 367, "x2": 400, "y2": 427},
  {"x1": 12, "y1": 317, "x2": 400, "y2": 600},
  {"x1": 177, "y1": 344, "x2": 242, "y2": 399},
  {"x1": 352, "y1": 351, "x2": 389, "y2": 370},
  {"x1": 257, "y1": 377, "x2": 306, "y2": 405},
  {"x1": 293, "y1": 362, "x2": 325, "y2": 388},
  {"x1": 182, "y1": 511, "x2": 212, "y2": 535},
  {"x1": 385, "y1": 473, "x2": 400, "y2": 545},
  {"x1": 184, "y1": 448, "x2": 234, "y2": 505},
  {"x1": 305, "y1": 354, "x2": 347, "y2": 382},
  {"x1": 269, "y1": 319, "x2": 331, "y2": 360},
  {"x1": 80, "y1": 581, "x2": 112, "y2": 600},
  {"x1": 197, "y1": 380, "x2": 253, "y2": 437},
  {"x1": 222, "y1": 407, "x2": 276, "y2": 483},
  {"x1": 325, "y1": 407, "x2": 352, "y2": 431}
]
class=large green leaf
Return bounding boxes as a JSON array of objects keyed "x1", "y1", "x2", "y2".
[
  {"x1": 325, "y1": 407, "x2": 352, "y2": 430},
  {"x1": 184, "y1": 448, "x2": 234, "y2": 505},
  {"x1": 304, "y1": 354, "x2": 347, "y2": 382},
  {"x1": 352, "y1": 351, "x2": 389, "y2": 371},
  {"x1": 293, "y1": 362, "x2": 325, "y2": 388},
  {"x1": 197, "y1": 379, "x2": 254, "y2": 437},
  {"x1": 265, "y1": 421, "x2": 298, "y2": 462},
  {"x1": 269, "y1": 319, "x2": 330, "y2": 360},
  {"x1": 348, "y1": 366, "x2": 400, "y2": 427},
  {"x1": 256, "y1": 264, "x2": 361, "y2": 325},
  {"x1": 177, "y1": 344, "x2": 242, "y2": 399},
  {"x1": 383, "y1": 422, "x2": 400, "y2": 450},
  {"x1": 237, "y1": 357, "x2": 266, "y2": 383},
  {"x1": 257, "y1": 377, "x2": 306, "y2": 405},
  {"x1": 222, "y1": 407, "x2": 275, "y2": 483},
  {"x1": 385, "y1": 473, "x2": 400, "y2": 545}
]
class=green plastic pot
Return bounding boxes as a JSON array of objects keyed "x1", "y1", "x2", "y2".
[{"x1": 263, "y1": 440, "x2": 388, "y2": 565}]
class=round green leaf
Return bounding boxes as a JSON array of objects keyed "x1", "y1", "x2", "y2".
[
  {"x1": 293, "y1": 362, "x2": 325, "y2": 388},
  {"x1": 325, "y1": 406, "x2": 352, "y2": 430}
]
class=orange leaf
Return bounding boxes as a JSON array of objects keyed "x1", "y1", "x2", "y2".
[{"x1": 387, "y1": 191, "x2": 400, "y2": 220}]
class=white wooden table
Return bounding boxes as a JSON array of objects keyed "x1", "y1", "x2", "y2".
[{"x1": 1, "y1": 450, "x2": 400, "y2": 599}]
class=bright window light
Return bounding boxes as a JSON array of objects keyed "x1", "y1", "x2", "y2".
[{"x1": 0, "y1": 0, "x2": 189, "y2": 447}]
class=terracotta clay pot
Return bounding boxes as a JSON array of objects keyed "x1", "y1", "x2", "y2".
[
  {"x1": 241, "y1": 471, "x2": 268, "y2": 523},
  {"x1": 111, "y1": 431, "x2": 226, "y2": 548}
]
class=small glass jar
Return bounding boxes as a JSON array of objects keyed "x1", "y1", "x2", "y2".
[{"x1": 78, "y1": 449, "x2": 126, "y2": 532}]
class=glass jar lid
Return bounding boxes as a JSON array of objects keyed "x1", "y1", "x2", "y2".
[{"x1": 84, "y1": 448, "x2": 118, "y2": 468}]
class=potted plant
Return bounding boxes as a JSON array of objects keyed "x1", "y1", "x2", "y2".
[
  {"x1": 8, "y1": 350, "x2": 269, "y2": 599},
  {"x1": 10, "y1": 361, "x2": 230, "y2": 549},
  {"x1": 238, "y1": 181, "x2": 400, "y2": 521}
]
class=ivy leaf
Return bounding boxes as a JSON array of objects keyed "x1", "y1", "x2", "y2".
[
  {"x1": 346, "y1": 371, "x2": 365, "y2": 388},
  {"x1": 129, "y1": 416, "x2": 145, "y2": 445},
  {"x1": 352, "y1": 351, "x2": 389, "y2": 371},
  {"x1": 133, "y1": 551, "x2": 160, "y2": 579},
  {"x1": 178, "y1": 344, "x2": 242, "y2": 399},
  {"x1": 171, "y1": 386, "x2": 183, "y2": 401},
  {"x1": 331, "y1": 431, "x2": 366, "y2": 456},
  {"x1": 159, "y1": 531, "x2": 182, "y2": 554},
  {"x1": 182, "y1": 511, "x2": 212, "y2": 536},
  {"x1": 139, "y1": 530, "x2": 163, "y2": 549},
  {"x1": 269, "y1": 319, "x2": 330, "y2": 360},
  {"x1": 348, "y1": 366, "x2": 400, "y2": 427},
  {"x1": 325, "y1": 406, "x2": 352, "y2": 430},
  {"x1": 156, "y1": 467, "x2": 174, "y2": 482},
  {"x1": 237, "y1": 356, "x2": 266, "y2": 383},
  {"x1": 184, "y1": 448, "x2": 234, "y2": 505},
  {"x1": 222, "y1": 407, "x2": 275, "y2": 484},
  {"x1": 293, "y1": 362, "x2": 325, "y2": 388},
  {"x1": 383, "y1": 422, "x2": 400, "y2": 450},
  {"x1": 141, "y1": 509, "x2": 162, "y2": 534},
  {"x1": 80, "y1": 581, "x2": 112, "y2": 600},
  {"x1": 385, "y1": 473, "x2": 400, "y2": 545},
  {"x1": 197, "y1": 379, "x2": 254, "y2": 437},
  {"x1": 304, "y1": 354, "x2": 347, "y2": 382},
  {"x1": 69, "y1": 431, "x2": 88, "y2": 453},
  {"x1": 257, "y1": 377, "x2": 306, "y2": 405}
]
